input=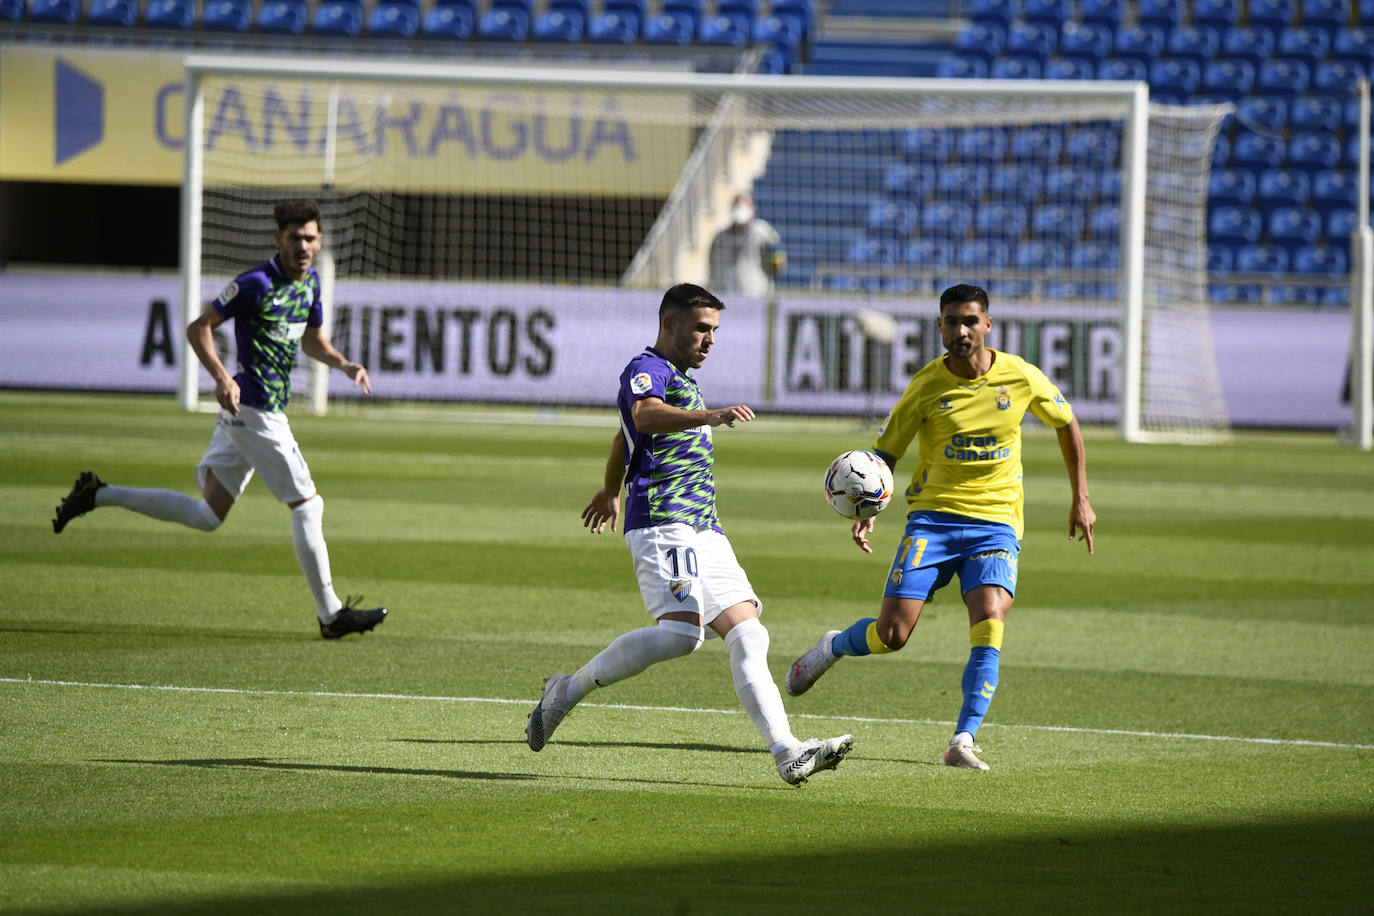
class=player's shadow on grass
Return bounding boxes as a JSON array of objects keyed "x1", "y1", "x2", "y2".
[{"x1": 394, "y1": 737, "x2": 758, "y2": 754}]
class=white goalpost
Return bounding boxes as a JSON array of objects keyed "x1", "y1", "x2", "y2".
[{"x1": 177, "y1": 56, "x2": 1231, "y2": 443}]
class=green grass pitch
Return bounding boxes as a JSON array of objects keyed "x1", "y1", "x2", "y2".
[{"x1": 1, "y1": 390, "x2": 1371, "y2": 914}]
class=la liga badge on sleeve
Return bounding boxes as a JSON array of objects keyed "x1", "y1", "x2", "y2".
[{"x1": 631, "y1": 372, "x2": 653, "y2": 395}]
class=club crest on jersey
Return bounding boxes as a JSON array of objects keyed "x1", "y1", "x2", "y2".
[
  {"x1": 939, "y1": 396, "x2": 954, "y2": 411},
  {"x1": 890, "y1": 569, "x2": 903, "y2": 586},
  {"x1": 669, "y1": 579, "x2": 692, "y2": 602},
  {"x1": 995, "y1": 386, "x2": 1012, "y2": 410},
  {"x1": 631, "y1": 372, "x2": 653, "y2": 395},
  {"x1": 216, "y1": 281, "x2": 239, "y2": 306}
]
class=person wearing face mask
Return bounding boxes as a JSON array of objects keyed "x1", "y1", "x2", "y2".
[{"x1": 707, "y1": 192, "x2": 786, "y2": 296}]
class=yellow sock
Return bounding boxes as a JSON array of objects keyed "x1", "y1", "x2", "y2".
[
  {"x1": 970, "y1": 618, "x2": 1004, "y2": 650},
  {"x1": 864, "y1": 620, "x2": 896, "y2": 654}
]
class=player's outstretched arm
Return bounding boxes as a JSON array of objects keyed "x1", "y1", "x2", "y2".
[
  {"x1": 301, "y1": 327, "x2": 372, "y2": 396},
  {"x1": 1056, "y1": 418, "x2": 1095, "y2": 555},
  {"x1": 582, "y1": 431, "x2": 625, "y2": 534},
  {"x1": 631, "y1": 398, "x2": 755, "y2": 433},
  {"x1": 187, "y1": 306, "x2": 240, "y2": 415}
]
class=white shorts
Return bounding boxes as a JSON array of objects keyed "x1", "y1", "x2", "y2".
[
  {"x1": 196, "y1": 406, "x2": 316, "y2": 505},
  {"x1": 625, "y1": 523, "x2": 759, "y2": 630}
]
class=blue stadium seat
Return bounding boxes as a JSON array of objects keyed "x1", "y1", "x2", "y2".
[
  {"x1": 548, "y1": 0, "x2": 589, "y2": 11},
  {"x1": 1015, "y1": 240, "x2": 1068, "y2": 269},
  {"x1": 1208, "y1": 282, "x2": 1263, "y2": 303},
  {"x1": 954, "y1": 22, "x2": 1006, "y2": 62},
  {"x1": 1209, "y1": 168, "x2": 1257, "y2": 207},
  {"x1": 475, "y1": 5, "x2": 527, "y2": 38},
  {"x1": 1022, "y1": 0, "x2": 1070, "y2": 25},
  {"x1": 370, "y1": 1, "x2": 418, "y2": 36},
  {"x1": 768, "y1": 0, "x2": 812, "y2": 42},
  {"x1": 644, "y1": 11, "x2": 693, "y2": 43},
  {"x1": 938, "y1": 55, "x2": 989, "y2": 78},
  {"x1": 27, "y1": 0, "x2": 77, "y2": 22},
  {"x1": 1078, "y1": 0, "x2": 1124, "y2": 28},
  {"x1": 1167, "y1": 25, "x2": 1221, "y2": 65},
  {"x1": 1047, "y1": 279, "x2": 1119, "y2": 299},
  {"x1": 1289, "y1": 95, "x2": 1341, "y2": 131},
  {"x1": 585, "y1": 9, "x2": 637, "y2": 40},
  {"x1": 882, "y1": 164, "x2": 929, "y2": 198},
  {"x1": 1220, "y1": 26, "x2": 1277, "y2": 68},
  {"x1": 1190, "y1": 0, "x2": 1240, "y2": 29},
  {"x1": 423, "y1": 4, "x2": 473, "y2": 38},
  {"x1": 1007, "y1": 21, "x2": 1057, "y2": 62},
  {"x1": 1268, "y1": 285, "x2": 1321, "y2": 305},
  {"x1": 1044, "y1": 165, "x2": 1088, "y2": 200},
  {"x1": 1312, "y1": 60, "x2": 1365, "y2": 95},
  {"x1": 1087, "y1": 203, "x2": 1121, "y2": 239},
  {"x1": 1206, "y1": 242, "x2": 1235, "y2": 272},
  {"x1": 1277, "y1": 26, "x2": 1331, "y2": 67},
  {"x1": 1209, "y1": 205, "x2": 1263, "y2": 246},
  {"x1": 661, "y1": 0, "x2": 703, "y2": 13},
  {"x1": 87, "y1": 0, "x2": 136, "y2": 25},
  {"x1": 990, "y1": 55, "x2": 1043, "y2": 78},
  {"x1": 1344, "y1": 133, "x2": 1363, "y2": 168},
  {"x1": 1267, "y1": 206, "x2": 1323, "y2": 254},
  {"x1": 1113, "y1": 24, "x2": 1166, "y2": 64},
  {"x1": 1257, "y1": 168, "x2": 1312, "y2": 220},
  {"x1": 532, "y1": 8, "x2": 583, "y2": 40},
  {"x1": 1236, "y1": 95, "x2": 1286, "y2": 131},
  {"x1": 1149, "y1": 57, "x2": 1201, "y2": 102},
  {"x1": 1288, "y1": 131, "x2": 1342, "y2": 172},
  {"x1": 1313, "y1": 171, "x2": 1357, "y2": 217},
  {"x1": 753, "y1": 15, "x2": 800, "y2": 53},
  {"x1": 1232, "y1": 131, "x2": 1285, "y2": 170},
  {"x1": 1325, "y1": 207, "x2": 1359, "y2": 241},
  {"x1": 1256, "y1": 58, "x2": 1311, "y2": 97},
  {"x1": 1066, "y1": 129, "x2": 1118, "y2": 168},
  {"x1": 1333, "y1": 27, "x2": 1374, "y2": 67},
  {"x1": 716, "y1": 0, "x2": 757, "y2": 15},
  {"x1": 917, "y1": 202, "x2": 959, "y2": 236},
  {"x1": 957, "y1": 128, "x2": 1008, "y2": 162},
  {"x1": 433, "y1": 0, "x2": 477, "y2": 9},
  {"x1": 1058, "y1": 21, "x2": 1112, "y2": 63},
  {"x1": 1213, "y1": 133, "x2": 1230, "y2": 167},
  {"x1": 905, "y1": 238, "x2": 956, "y2": 269},
  {"x1": 1032, "y1": 203, "x2": 1083, "y2": 240},
  {"x1": 957, "y1": 240, "x2": 1013, "y2": 272},
  {"x1": 1137, "y1": 0, "x2": 1181, "y2": 29},
  {"x1": 1069, "y1": 242, "x2": 1120, "y2": 269},
  {"x1": 256, "y1": 0, "x2": 306, "y2": 33},
  {"x1": 1301, "y1": 0, "x2": 1349, "y2": 34},
  {"x1": 697, "y1": 12, "x2": 747, "y2": 44},
  {"x1": 1202, "y1": 59, "x2": 1255, "y2": 99},
  {"x1": 202, "y1": 0, "x2": 250, "y2": 30},
  {"x1": 1046, "y1": 56, "x2": 1095, "y2": 79},
  {"x1": 974, "y1": 203, "x2": 1028, "y2": 238},
  {"x1": 968, "y1": 0, "x2": 1015, "y2": 27},
  {"x1": 1292, "y1": 243, "x2": 1349, "y2": 275},
  {"x1": 1321, "y1": 285, "x2": 1351, "y2": 307},
  {"x1": 1096, "y1": 57, "x2": 1148, "y2": 81},
  {"x1": 936, "y1": 164, "x2": 986, "y2": 199},
  {"x1": 0, "y1": 0, "x2": 23, "y2": 19},
  {"x1": 1011, "y1": 126, "x2": 1063, "y2": 161},
  {"x1": 313, "y1": 0, "x2": 363, "y2": 36},
  {"x1": 990, "y1": 166, "x2": 1044, "y2": 202},
  {"x1": 903, "y1": 127, "x2": 956, "y2": 161},
  {"x1": 866, "y1": 200, "x2": 917, "y2": 237},
  {"x1": 491, "y1": 0, "x2": 533, "y2": 13},
  {"x1": 1247, "y1": 0, "x2": 1296, "y2": 29}
]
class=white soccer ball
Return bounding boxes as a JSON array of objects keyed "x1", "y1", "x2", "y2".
[{"x1": 824, "y1": 450, "x2": 894, "y2": 520}]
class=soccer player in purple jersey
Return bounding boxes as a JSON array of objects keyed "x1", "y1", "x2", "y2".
[
  {"x1": 526, "y1": 283, "x2": 852, "y2": 786},
  {"x1": 51, "y1": 200, "x2": 387, "y2": 639}
]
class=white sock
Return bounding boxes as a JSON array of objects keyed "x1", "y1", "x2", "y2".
[
  {"x1": 95, "y1": 485, "x2": 221, "y2": 532},
  {"x1": 290, "y1": 496, "x2": 342, "y2": 623},
  {"x1": 723, "y1": 618, "x2": 799, "y2": 758},
  {"x1": 567, "y1": 620, "x2": 703, "y2": 704}
]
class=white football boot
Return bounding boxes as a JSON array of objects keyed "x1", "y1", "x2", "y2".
[
  {"x1": 526, "y1": 673, "x2": 573, "y2": 752},
  {"x1": 777, "y1": 734, "x2": 854, "y2": 786},
  {"x1": 940, "y1": 731, "x2": 990, "y2": 770},
  {"x1": 785, "y1": 630, "x2": 841, "y2": 696}
]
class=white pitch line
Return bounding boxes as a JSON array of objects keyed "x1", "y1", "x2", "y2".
[{"x1": 4, "y1": 676, "x2": 1371, "y2": 752}]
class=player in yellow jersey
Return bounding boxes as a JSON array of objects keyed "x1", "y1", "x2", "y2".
[{"x1": 786, "y1": 284, "x2": 1096, "y2": 769}]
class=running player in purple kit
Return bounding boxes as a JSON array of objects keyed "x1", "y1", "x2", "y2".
[
  {"x1": 526, "y1": 283, "x2": 852, "y2": 786},
  {"x1": 51, "y1": 200, "x2": 387, "y2": 640}
]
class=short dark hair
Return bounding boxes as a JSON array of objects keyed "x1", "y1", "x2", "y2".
[
  {"x1": 939, "y1": 284, "x2": 989, "y2": 312},
  {"x1": 273, "y1": 199, "x2": 322, "y2": 232},
  {"x1": 659, "y1": 282, "x2": 724, "y2": 319}
]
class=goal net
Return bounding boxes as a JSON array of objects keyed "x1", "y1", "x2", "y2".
[{"x1": 179, "y1": 57, "x2": 1230, "y2": 443}]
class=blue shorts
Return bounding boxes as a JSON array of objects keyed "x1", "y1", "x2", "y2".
[{"x1": 883, "y1": 511, "x2": 1020, "y2": 601}]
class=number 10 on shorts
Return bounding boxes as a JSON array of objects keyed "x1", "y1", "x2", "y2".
[{"x1": 664, "y1": 546, "x2": 699, "y2": 578}]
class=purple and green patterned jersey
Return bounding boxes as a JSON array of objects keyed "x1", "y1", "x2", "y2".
[
  {"x1": 618, "y1": 347, "x2": 720, "y2": 533},
  {"x1": 212, "y1": 255, "x2": 323, "y2": 413}
]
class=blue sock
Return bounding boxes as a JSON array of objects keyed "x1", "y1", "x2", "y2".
[
  {"x1": 956, "y1": 646, "x2": 1000, "y2": 736},
  {"x1": 830, "y1": 618, "x2": 877, "y2": 657}
]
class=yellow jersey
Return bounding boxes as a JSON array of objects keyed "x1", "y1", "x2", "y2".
[{"x1": 873, "y1": 349, "x2": 1073, "y2": 539}]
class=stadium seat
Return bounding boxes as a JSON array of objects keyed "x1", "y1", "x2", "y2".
[
  {"x1": 1088, "y1": 202, "x2": 1121, "y2": 237},
  {"x1": 989, "y1": 166, "x2": 1043, "y2": 203},
  {"x1": 1069, "y1": 241, "x2": 1120, "y2": 269},
  {"x1": 313, "y1": 0, "x2": 363, "y2": 36},
  {"x1": 1032, "y1": 204, "x2": 1083, "y2": 241},
  {"x1": 753, "y1": 15, "x2": 800, "y2": 53},
  {"x1": 990, "y1": 55, "x2": 1043, "y2": 79},
  {"x1": 1022, "y1": 0, "x2": 1070, "y2": 26},
  {"x1": 370, "y1": 1, "x2": 419, "y2": 36},
  {"x1": 1256, "y1": 59, "x2": 1311, "y2": 97},
  {"x1": 1015, "y1": 239, "x2": 1068, "y2": 269},
  {"x1": 1301, "y1": 0, "x2": 1349, "y2": 34},
  {"x1": 967, "y1": 0, "x2": 1015, "y2": 27},
  {"x1": 422, "y1": 4, "x2": 473, "y2": 38},
  {"x1": 1206, "y1": 242, "x2": 1235, "y2": 272},
  {"x1": 1210, "y1": 168, "x2": 1257, "y2": 207},
  {"x1": 1313, "y1": 171, "x2": 1357, "y2": 217},
  {"x1": 532, "y1": 8, "x2": 583, "y2": 40},
  {"x1": 954, "y1": 22, "x2": 1006, "y2": 62},
  {"x1": 661, "y1": 0, "x2": 703, "y2": 14},
  {"x1": 1113, "y1": 25, "x2": 1166, "y2": 64},
  {"x1": 644, "y1": 11, "x2": 693, "y2": 43},
  {"x1": 866, "y1": 200, "x2": 917, "y2": 238},
  {"x1": 1208, "y1": 282, "x2": 1263, "y2": 303},
  {"x1": 1292, "y1": 243, "x2": 1350, "y2": 275},
  {"x1": 1046, "y1": 57, "x2": 1095, "y2": 79},
  {"x1": 1189, "y1": 0, "x2": 1239, "y2": 29},
  {"x1": 1267, "y1": 206, "x2": 1323, "y2": 254},
  {"x1": 1288, "y1": 131, "x2": 1342, "y2": 172},
  {"x1": 1066, "y1": 129, "x2": 1118, "y2": 168},
  {"x1": 698, "y1": 12, "x2": 747, "y2": 45},
  {"x1": 1149, "y1": 58, "x2": 1201, "y2": 103},
  {"x1": 1344, "y1": 133, "x2": 1363, "y2": 168},
  {"x1": 936, "y1": 164, "x2": 985, "y2": 199},
  {"x1": 1209, "y1": 205, "x2": 1263, "y2": 246},
  {"x1": 1010, "y1": 126, "x2": 1063, "y2": 162},
  {"x1": 27, "y1": 0, "x2": 77, "y2": 22},
  {"x1": 768, "y1": 0, "x2": 811, "y2": 42},
  {"x1": 1167, "y1": 25, "x2": 1221, "y2": 66},
  {"x1": 1325, "y1": 207, "x2": 1359, "y2": 241},
  {"x1": 255, "y1": 0, "x2": 306, "y2": 33},
  {"x1": 492, "y1": 0, "x2": 534, "y2": 13},
  {"x1": 1236, "y1": 95, "x2": 1286, "y2": 131},
  {"x1": 1321, "y1": 285, "x2": 1351, "y2": 307},
  {"x1": 1134, "y1": 0, "x2": 1179, "y2": 29},
  {"x1": 1212, "y1": 132, "x2": 1230, "y2": 167},
  {"x1": 548, "y1": 0, "x2": 590, "y2": 12},
  {"x1": 1232, "y1": 131, "x2": 1286, "y2": 170},
  {"x1": 1202, "y1": 59, "x2": 1255, "y2": 100},
  {"x1": 1007, "y1": 21, "x2": 1057, "y2": 63},
  {"x1": 956, "y1": 128, "x2": 1007, "y2": 162},
  {"x1": 716, "y1": 0, "x2": 757, "y2": 15},
  {"x1": 957, "y1": 240, "x2": 1013, "y2": 272},
  {"x1": 1257, "y1": 168, "x2": 1312, "y2": 219},
  {"x1": 0, "y1": 0, "x2": 23, "y2": 20},
  {"x1": 1235, "y1": 242, "x2": 1290, "y2": 273},
  {"x1": 974, "y1": 203, "x2": 1027, "y2": 239},
  {"x1": 903, "y1": 127, "x2": 956, "y2": 161},
  {"x1": 1333, "y1": 27, "x2": 1374, "y2": 68},
  {"x1": 1277, "y1": 26, "x2": 1331, "y2": 68},
  {"x1": 905, "y1": 238, "x2": 956, "y2": 270},
  {"x1": 1096, "y1": 58, "x2": 1147, "y2": 81},
  {"x1": 87, "y1": 0, "x2": 139, "y2": 25},
  {"x1": 1289, "y1": 96, "x2": 1341, "y2": 132},
  {"x1": 1220, "y1": 26, "x2": 1277, "y2": 69},
  {"x1": 1078, "y1": 0, "x2": 1124, "y2": 28},
  {"x1": 201, "y1": 0, "x2": 251, "y2": 31},
  {"x1": 938, "y1": 55, "x2": 988, "y2": 78},
  {"x1": 1312, "y1": 60, "x2": 1365, "y2": 96},
  {"x1": 1268, "y1": 285, "x2": 1321, "y2": 305},
  {"x1": 1058, "y1": 21, "x2": 1112, "y2": 63},
  {"x1": 1247, "y1": 0, "x2": 1296, "y2": 29}
]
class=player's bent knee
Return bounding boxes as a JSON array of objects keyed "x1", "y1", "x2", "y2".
[
  {"x1": 876, "y1": 622, "x2": 910, "y2": 651},
  {"x1": 191, "y1": 500, "x2": 223, "y2": 532},
  {"x1": 657, "y1": 619, "x2": 705, "y2": 655}
]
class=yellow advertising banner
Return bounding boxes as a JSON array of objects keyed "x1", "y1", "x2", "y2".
[{"x1": 0, "y1": 46, "x2": 689, "y2": 194}]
